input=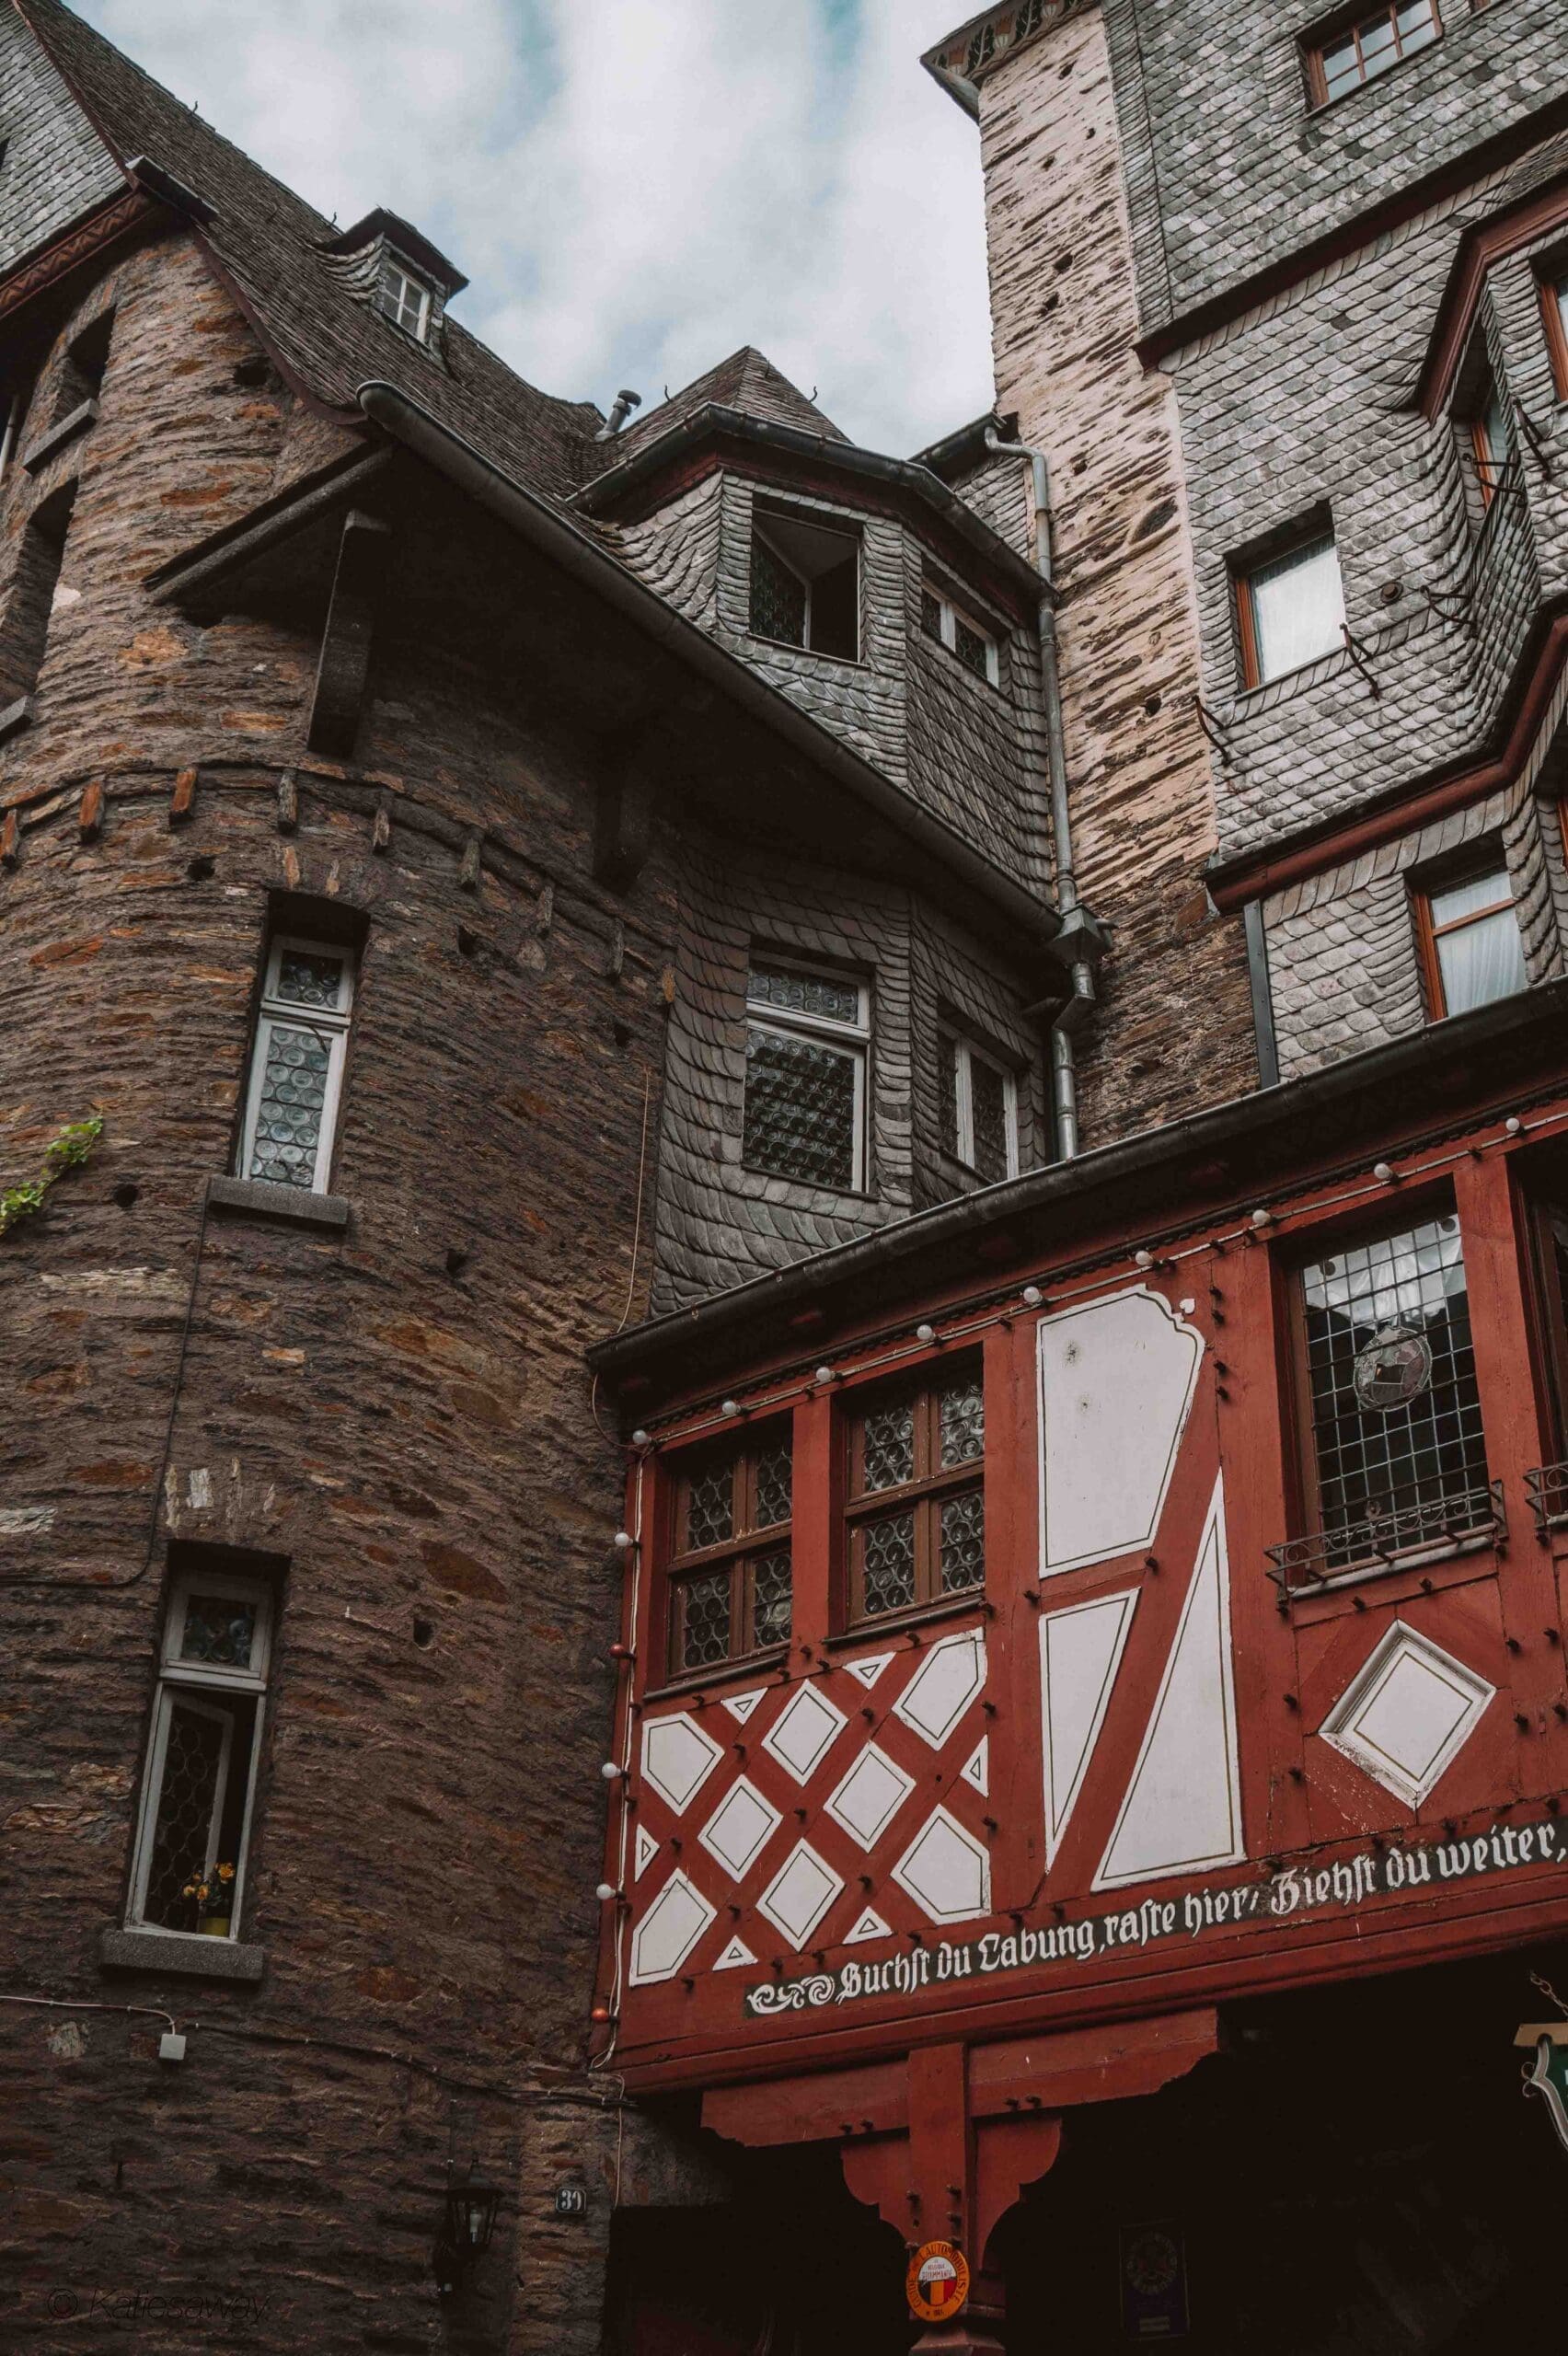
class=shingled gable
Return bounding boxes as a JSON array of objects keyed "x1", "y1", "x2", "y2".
[{"x1": 590, "y1": 345, "x2": 849, "y2": 473}]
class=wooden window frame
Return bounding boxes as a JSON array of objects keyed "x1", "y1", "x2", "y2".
[
  {"x1": 842, "y1": 1367, "x2": 985, "y2": 1629},
  {"x1": 1231, "y1": 529, "x2": 1342, "y2": 691},
  {"x1": 920, "y1": 581, "x2": 1002, "y2": 687},
  {"x1": 941, "y1": 1030, "x2": 1020, "y2": 1180},
  {"x1": 1468, "y1": 388, "x2": 1510, "y2": 510},
  {"x1": 750, "y1": 512, "x2": 861, "y2": 663},
  {"x1": 237, "y1": 933, "x2": 357, "y2": 1195},
  {"x1": 1540, "y1": 274, "x2": 1568, "y2": 402},
  {"x1": 663, "y1": 1434, "x2": 792, "y2": 1680},
  {"x1": 1410, "y1": 854, "x2": 1518, "y2": 1019},
  {"x1": 378, "y1": 254, "x2": 432, "y2": 343},
  {"x1": 126, "y1": 1570, "x2": 272, "y2": 1943},
  {"x1": 743, "y1": 958, "x2": 870, "y2": 1194},
  {"x1": 1304, "y1": 0, "x2": 1444, "y2": 109}
]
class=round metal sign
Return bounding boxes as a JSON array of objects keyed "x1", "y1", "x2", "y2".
[
  {"x1": 906, "y1": 2240, "x2": 970, "y2": 2322},
  {"x1": 1352, "y1": 1322, "x2": 1433, "y2": 1413}
]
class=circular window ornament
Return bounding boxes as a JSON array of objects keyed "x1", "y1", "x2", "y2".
[{"x1": 1353, "y1": 1323, "x2": 1434, "y2": 1413}]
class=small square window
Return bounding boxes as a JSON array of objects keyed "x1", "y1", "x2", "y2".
[
  {"x1": 377, "y1": 255, "x2": 432, "y2": 342},
  {"x1": 940, "y1": 1032, "x2": 1019, "y2": 1184},
  {"x1": 667, "y1": 1435, "x2": 793, "y2": 1674},
  {"x1": 237, "y1": 933, "x2": 357, "y2": 1194},
  {"x1": 1412, "y1": 856, "x2": 1526, "y2": 1018},
  {"x1": 845, "y1": 1369, "x2": 985, "y2": 1623},
  {"x1": 1307, "y1": 0, "x2": 1440, "y2": 106},
  {"x1": 921, "y1": 581, "x2": 1000, "y2": 686},
  {"x1": 744, "y1": 961, "x2": 869, "y2": 1191},
  {"x1": 749, "y1": 512, "x2": 859, "y2": 661},
  {"x1": 1234, "y1": 531, "x2": 1345, "y2": 688},
  {"x1": 127, "y1": 1571, "x2": 273, "y2": 1941}
]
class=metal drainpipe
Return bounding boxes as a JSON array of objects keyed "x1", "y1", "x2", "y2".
[{"x1": 986, "y1": 424, "x2": 1096, "y2": 1160}]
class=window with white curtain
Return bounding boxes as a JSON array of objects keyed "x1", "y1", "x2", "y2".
[
  {"x1": 238, "y1": 935, "x2": 357, "y2": 1193},
  {"x1": 1415, "y1": 859, "x2": 1527, "y2": 1017},
  {"x1": 1236, "y1": 532, "x2": 1346, "y2": 687}
]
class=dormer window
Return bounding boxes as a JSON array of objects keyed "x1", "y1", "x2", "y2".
[
  {"x1": 378, "y1": 255, "x2": 432, "y2": 342},
  {"x1": 749, "y1": 509, "x2": 859, "y2": 662}
]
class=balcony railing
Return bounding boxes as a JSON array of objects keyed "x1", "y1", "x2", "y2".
[
  {"x1": 1265, "y1": 1480, "x2": 1506, "y2": 1602},
  {"x1": 1526, "y1": 1461, "x2": 1568, "y2": 1538}
]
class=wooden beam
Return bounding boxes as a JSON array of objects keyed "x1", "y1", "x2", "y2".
[{"x1": 306, "y1": 508, "x2": 392, "y2": 760}]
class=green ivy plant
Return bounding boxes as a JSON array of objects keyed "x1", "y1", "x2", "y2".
[{"x1": 0, "y1": 1114, "x2": 105, "y2": 1236}]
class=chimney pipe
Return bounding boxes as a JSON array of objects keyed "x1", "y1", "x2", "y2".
[{"x1": 595, "y1": 388, "x2": 642, "y2": 442}]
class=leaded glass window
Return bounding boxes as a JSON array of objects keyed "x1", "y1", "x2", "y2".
[
  {"x1": 1297, "y1": 1212, "x2": 1491, "y2": 1567},
  {"x1": 744, "y1": 962, "x2": 868, "y2": 1192},
  {"x1": 128, "y1": 1573, "x2": 272, "y2": 1942},
  {"x1": 749, "y1": 513, "x2": 859, "y2": 659},
  {"x1": 847, "y1": 1368, "x2": 986, "y2": 1622},
  {"x1": 942, "y1": 1033, "x2": 1019, "y2": 1184},
  {"x1": 921, "y1": 580, "x2": 1001, "y2": 686},
  {"x1": 239, "y1": 932, "x2": 356, "y2": 1194},
  {"x1": 669, "y1": 1432, "x2": 794, "y2": 1673}
]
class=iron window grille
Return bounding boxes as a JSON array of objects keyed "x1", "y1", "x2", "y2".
[
  {"x1": 940, "y1": 1031, "x2": 1019, "y2": 1184},
  {"x1": 667, "y1": 1436, "x2": 793, "y2": 1674},
  {"x1": 378, "y1": 255, "x2": 432, "y2": 342},
  {"x1": 1282, "y1": 1210, "x2": 1494, "y2": 1588},
  {"x1": 845, "y1": 1367, "x2": 986, "y2": 1624},
  {"x1": 743, "y1": 961, "x2": 869, "y2": 1193},
  {"x1": 1306, "y1": 0, "x2": 1441, "y2": 108},
  {"x1": 238, "y1": 934, "x2": 357, "y2": 1194},
  {"x1": 126, "y1": 1572, "x2": 273, "y2": 1940},
  {"x1": 749, "y1": 511, "x2": 859, "y2": 661},
  {"x1": 1412, "y1": 855, "x2": 1527, "y2": 1020},
  {"x1": 1526, "y1": 1461, "x2": 1568, "y2": 1537},
  {"x1": 920, "y1": 582, "x2": 1001, "y2": 687},
  {"x1": 1233, "y1": 530, "x2": 1345, "y2": 689}
]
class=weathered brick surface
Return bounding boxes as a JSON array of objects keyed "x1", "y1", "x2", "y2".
[
  {"x1": 977, "y1": 6, "x2": 1259, "y2": 1140},
  {"x1": 0, "y1": 228, "x2": 686, "y2": 2355}
]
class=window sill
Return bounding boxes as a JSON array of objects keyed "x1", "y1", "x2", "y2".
[
  {"x1": 0, "y1": 694, "x2": 35, "y2": 745},
  {"x1": 23, "y1": 398, "x2": 98, "y2": 474},
  {"x1": 745, "y1": 630, "x2": 869, "y2": 675},
  {"x1": 207, "y1": 1172, "x2": 351, "y2": 1229},
  {"x1": 738, "y1": 1159, "x2": 875, "y2": 1203},
  {"x1": 643, "y1": 1645, "x2": 790, "y2": 1706},
  {"x1": 100, "y1": 1925, "x2": 266, "y2": 1983},
  {"x1": 825, "y1": 1591, "x2": 989, "y2": 1649}
]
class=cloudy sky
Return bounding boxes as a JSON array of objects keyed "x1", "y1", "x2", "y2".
[{"x1": 75, "y1": 0, "x2": 996, "y2": 456}]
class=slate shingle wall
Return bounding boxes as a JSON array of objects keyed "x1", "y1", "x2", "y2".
[
  {"x1": 1101, "y1": 0, "x2": 1568, "y2": 335},
  {"x1": 0, "y1": 4, "x2": 123, "y2": 272}
]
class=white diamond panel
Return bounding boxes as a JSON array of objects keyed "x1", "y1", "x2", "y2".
[
  {"x1": 757, "y1": 1841, "x2": 843, "y2": 1948},
  {"x1": 762, "y1": 1682, "x2": 847, "y2": 1784},
  {"x1": 629, "y1": 1870, "x2": 716, "y2": 1985},
  {"x1": 824, "y1": 1744, "x2": 916, "y2": 1851},
  {"x1": 891, "y1": 1807, "x2": 991, "y2": 1924},
  {"x1": 1320, "y1": 1622, "x2": 1494, "y2": 1808},
  {"x1": 699, "y1": 1776, "x2": 782, "y2": 1880},
  {"x1": 641, "y1": 1712, "x2": 723, "y2": 1815},
  {"x1": 893, "y1": 1628, "x2": 986, "y2": 1750}
]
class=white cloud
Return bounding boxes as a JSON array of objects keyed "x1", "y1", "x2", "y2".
[{"x1": 75, "y1": 0, "x2": 992, "y2": 453}]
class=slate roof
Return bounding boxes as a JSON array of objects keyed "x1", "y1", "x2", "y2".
[{"x1": 590, "y1": 346, "x2": 848, "y2": 474}]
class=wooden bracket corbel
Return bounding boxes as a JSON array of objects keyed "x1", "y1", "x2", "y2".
[{"x1": 306, "y1": 508, "x2": 393, "y2": 759}]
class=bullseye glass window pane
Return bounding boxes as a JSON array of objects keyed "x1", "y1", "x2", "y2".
[
  {"x1": 939, "y1": 1490, "x2": 986, "y2": 1593},
  {"x1": 275, "y1": 948, "x2": 346, "y2": 1009},
  {"x1": 755, "y1": 1442, "x2": 792, "y2": 1530},
  {"x1": 940, "y1": 1379, "x2": 986, "y2": 1469},
  {"x1": 746, "y1": 968, "x2": 861, "y2": 1026},
  {"x1": 862, "y1": 1397, "x2": 916, "y2": 1493},
  {"x1": 678, "y1": 1571, "x2": 732, "y2": 1670},
  {"x1": 751, "y1": 1551, "x2": 792, "y2": 1648},
  {"x1": 144, "y1": 1700, "x2": 226, "y2": 1930},
  {"x1": 744, "y1": 1026, "x2": 859, "y2": 1189},
  {"x1": 179, "y1": 1594, "x2": 257, "y2": 1671},
  {"x1": 861, "y1": 1511, "x2": 917, "y2": 1616},
  {"x1": 248, "y1": 1022, "x2": 330, "y2": 1188},
  {"x1": 685, "y1": 1461, "x2": 734, "y2": 1553}
]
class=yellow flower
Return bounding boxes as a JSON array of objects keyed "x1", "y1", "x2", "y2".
[{"x1": 216, "y1": 1863, "x2": 235, "y2": 1882}]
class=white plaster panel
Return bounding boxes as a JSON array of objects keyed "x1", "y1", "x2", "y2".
[
  {"x1": 1094, "y1": 1475, "x2": 1244, "y2": 1889},
  {"x1": 762, "y1": 1682, "x2": 847, "y2": 1784},
  {"x1": 721, "y1": 1689, "x2": 767, "y2": 1724},
  {"x1": 1319, "y1": 1622, "x2": 1494, "y2": 1807},
  {"x1": 891, "y1": 1807, "x2": 992, "y2": 1924},
  {"x1": 844, "y1": 1650, "x2": 896, "y2": 1691},
  {"x1": 641, "y1": 1712, "x2": 723, "y2": 1815},
  {"x1": 892, "y1": 1628, "x2": 986, "y2": 1750},
  {"x1": 633, "y1": 1823, "x2": 659, "y2": 1881},
  {"x1": 824, "y1": 1744, "x2": 917, "y2": 1851},
  {"x1": 628, "y1": 1870, "x2": 717, "y2": 1985},
  {"x1": 843, "y1": 1905, "x2": 893, "y2": 1944},
  {"x1": 1038, "y1": 1288, "x2": 1203, "y2": 1576},
  {"x1": 1040, "y1": 1588, "x2": 1138, "y2": 1867},
  {"x1": 712, "y1": 1934, "x2": 757, "y2": 1970},
  {"x1": 960, "y1": 1737, "x2": 989, "y2": 1797},
  {"x1": 698, "y1": 1776, "x2": 782, "y2": 1881},
  {"x1": 757, "y1": 1842, "x2": 844, "y2": 1948}
]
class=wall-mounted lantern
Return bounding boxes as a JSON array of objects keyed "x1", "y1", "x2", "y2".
[{"x1": 433, "y1": 2171, "x2": 502, "y2": 2295}]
